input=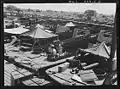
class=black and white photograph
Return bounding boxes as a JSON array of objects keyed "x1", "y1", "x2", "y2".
[{"x1": 3, "y1": 3, "x2": 117, "y2": 86}]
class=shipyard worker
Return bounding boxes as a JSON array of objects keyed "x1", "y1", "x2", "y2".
[
  {"x1": 51, "y1": 44, "x2": 57, "y2": 56},
  {"x1": 57, "y1": 42, "x2": 63, "y2": 56},
  {"x1": 73, "y1": 49, "x2": 86, "y2": 70},
  {"x1": 75, "y1": 48, "x2": 86, "y2": 62},
  {"x1": 48, "y1": 44, "x2": 53, "y2": 54},
  {"x1": 76, "y1": 49, "x2": 82, "y2": 56},
  {"x1": 53, "y1": 37, "x2": 60, "y2": 44},
  {"x1": 48, "y1": 44, "x2": 57, "y2": 56},
  {"x1": 75, "y1": 49, "x2": 82, "y2": 60}
]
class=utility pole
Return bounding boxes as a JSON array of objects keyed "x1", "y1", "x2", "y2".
[
  {"x1": 109, "y1": 12, "x2": 117, "y2": 74},
  {"x1": 103, "y1": 11, "x2": 117, "y2": 85}
]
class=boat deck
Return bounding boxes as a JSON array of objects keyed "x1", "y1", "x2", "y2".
[{"x1": 5, "y1": 49, "x2": 74, "y2": 72}]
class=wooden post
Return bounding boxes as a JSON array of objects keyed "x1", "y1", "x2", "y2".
[{"x1": 32, "y1": 38, "x2": 36, "y2": 52}]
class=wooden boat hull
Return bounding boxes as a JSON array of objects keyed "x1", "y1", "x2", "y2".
[
  {"x1": 5, "y1": 51, "x2": 75, "y2": 75},
  {"x1": 45, "y1": 62, "x2": 107, "y2": 86}
]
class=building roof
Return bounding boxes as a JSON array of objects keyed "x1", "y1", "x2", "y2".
[
  {"x1": 35, "y1": 24, "x2": 44, "y2": 29},
  {"x1": 56, "y1": 26, "x2": 70, "y2": 33},
  {"x1": 22, "y1": 25, "x2": 58, "y2": 38},
  {"x1": 65, "y1": 22, "x2": 75, "y2": 27},
  {"x1": 4, "y1": 27, "x2": 29, "y2": 34},
  {"x1": 83, "y1": 42, "x2": 110, "y2": 59}
]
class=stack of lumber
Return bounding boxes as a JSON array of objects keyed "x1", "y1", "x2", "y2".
[
  {"x1": 4, "y1": 60, "x2": 17, "y2": 86},
  {"x1": 22, "y1": 76, "x2": 53, "y2": 86},
  {"x1": 11, "y1": 68, "x2": 34, "y2": 86}
]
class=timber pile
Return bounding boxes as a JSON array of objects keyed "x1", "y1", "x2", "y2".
[
  {"x1": 11, "y1": 68, "x2": 34, "y2": 86},
  {"x1": 4, "y1": 60, "x2": 34, "y2": 86},
  {"x1": 21, "y1": 76, "x2": 54, "y2": 86},
  {"x1": 4, "y1": 60, "x2": 17, "y2": 86}
]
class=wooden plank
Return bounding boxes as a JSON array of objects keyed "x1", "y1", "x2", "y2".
[
  {"x1": 4, "y1": 82, "x2": 11, "y2": 86},
  {"x1": 5, "y1": 65, "x2": 17, "y2": 71},
  {"x1": 4, "y1": 75, "x2": 11, "y2": 80},
  {"x1": 31, "y1": 77, "x2": 41, "y2": 82},
  {"x1": 4, "y1": 60, "x2": 18, "y2": 86},
  {"x1": 4, "y1": 81, "x2": 11, "y2": 86},
  {"x1": 28, "y1": 83, "x2": 38, "y2": 86},
  {"x1": 22, "y1": 71, "x2": 33, "y2": 76},
  {"x1": 22, "y1": 79, "x2": 34, "y2": 85},
  {"x1": 11, "y1": 71, "x2": 20, "y2": 76},
  {"x1": 17, "y1": 68, "x2": 33, "y2": 77},
  {"x1": 4, "y1": 79, "x2": 11, "y2": 84},
  {"x1": 4, "y1": 79, "x2": 11, "y2": 86},
  {"x1": 4, "y1": 83, "x2": 11, "y2": 86},
  {"x1": 11, "y1": 68, "x2": 34, "y2": 85},
  {"x1": 22, "y1": 76, "x2": 53, "y2": 86},
  {"x1": 38, "y1": 80, "x2": 51, "y2": 86},
  {"x1": 18, "y1": 69, "x2": 28, "y2": 73},
  {"x1": 5, "y1": 65, "x2": 16, "y2": 69},
  {"x1": 11, "y1": 71, "x2": 24, "y2": 80},
  {"x1": 50, "y1": 74, "x2": 68, "y2": 85},
  {"x1": 31, "y1": 77, "x2": 46, "y2": 86},
  {"x1": 4, "y1": 72, "x2": 11, "y2": 77}
]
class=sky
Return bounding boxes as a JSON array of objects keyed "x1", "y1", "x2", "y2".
[{"x1": 4, "y1": 3, "x2": 116, "y2": 15}]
